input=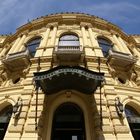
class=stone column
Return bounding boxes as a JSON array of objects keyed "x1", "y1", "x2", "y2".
[
  {"x1": 132, "y1": 46, "x2": 140, "y2": 65},
  {"x1": 80, "y1": 23, "x2": 94, "y2": 58},
  {"x1": 44, "y1": 23, "x2": 57, "y2": 57},
  {"x1": 35, "y1": 25, "x2": 51, "y2": 57},
  {"x1": 86, "y1": 24, "x2": 103, "y2": 57},
  {"x1": 118, "y1": 37, "x2": 131, "y2": 54},
  {"x1": 50, "y1": 23, "x2": 58, "y2": 47},
  {"x1": 88, "y1": 26, "x2": 98, "y2": 48},
  {"x1": 87, "y1": 26, "x2": 103, "y2": 57},
  {"x1": 80, "y1": 23, "x2": 88, "y2": 46},
  {"x1": 0, "y1": 47, "x2": 7, "y2": 57},
  {"x1": 8, "y1": 37, "x2": 21, "y2": 54},
  {"x1": 112, "y1": 43, "x2": 120, "y2": 52},
  {"x1": 13, "y1": 34, "x2": 27, "y2": 53},
  {"x1": 112, "y1": 34, "x2": 125, "y2": 52},
  {"x1": 133, "y1": 47, "x2": 140, "y2": 57}
]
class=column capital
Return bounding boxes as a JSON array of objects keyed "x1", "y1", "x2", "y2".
[
  {"x1": 80, "y1": 22, "x2": 92, "y2": 28},
  {"x1": 110, "y1": 30, "x2": 120, "y2": 36},
  {"x1": 47, "y1": 22, "x2": 58, "y2": 28},
  {"x1": 18, "y1": 31, "x2": 28, "y2": 38}
]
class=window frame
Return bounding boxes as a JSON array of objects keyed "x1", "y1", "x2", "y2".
[
  {"x1": 97, "y1": 37, "x2": 113, "y2": 57},
  {"x1": 58, "y1": 34, "x2": 80, "y2": 49},
  {"x1": 25, "y1": 36, "x2": 42, "y2": 57},
  {"x1": 125, "y1": 105, "x2": 140, "y2": 140},
  {"x1": 0, "y1": 105, "x2": 13, "y2": 140}
]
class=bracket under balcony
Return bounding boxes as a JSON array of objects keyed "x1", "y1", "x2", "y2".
[
  {"x1": 2, "y1": 49, "x2": 30, "y2": 71},
  {"x1": 107, "y1": 50, "x2": 136, "y2": 70}
]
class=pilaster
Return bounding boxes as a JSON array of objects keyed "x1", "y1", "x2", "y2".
[
  {"x1": 35, "y1": 25, "x2": 51, "y2": 57},
  {"x1": 88, "y1": 28, "x2": 103, "y2": 57},
  {"x1": 13, "y1": 34, "x2": 27, "y2": 53},
  {"x1": 118, "y1": 37, "x2": 131, "y2": 54},
  {"x1": 80, "y1": 22, "x2": 88, "y2": 46},
  {"x1": 50, "y1": 22, "x2": 58, "y2": 47},
  {"x1": 8, "y1": 37, "x2": 21, "y2": 54},
  {"x1": 112, "y1": 34, "x2": 125, "y2": 52}
]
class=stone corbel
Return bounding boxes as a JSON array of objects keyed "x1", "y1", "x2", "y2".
[
  {"x1": 107, "y1": 64, "x2": 116, "y2": 78},
  {"x1": 0, "y1": 67, "x2": 10, "y2": 85},
  {"x1": 134, "y1": 65, "x2": 140, "y2": 86},
  {"x1": 130, "y1": 72, "x2": 137, "y2": 82},
  {"x1": 23, "y1": 66, "x2": 30, "y2": 78},
  {"x1": 135, "y1": 72, "x2": 140, "y2": 86},
  {"x1": 80, "y1": 22, "x2": 92, "y2": 28},
  {"x1": 47, "y1": 22, "x2": 58, "y2": 28}
]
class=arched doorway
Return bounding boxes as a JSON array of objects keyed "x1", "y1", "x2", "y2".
[
  {"x1": 51, "y1": 103, "x2": 86, "y2": 140},
  {"x1": 0, "y1": 105, "x2": 13, "y2": 140},
  {"x1": 125, "y1": 105, "x2": 140, "y2": 140}
]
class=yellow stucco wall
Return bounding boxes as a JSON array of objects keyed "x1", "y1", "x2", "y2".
[{"x1": 0, "y1": 13, "x2": 140, "y2": 140}]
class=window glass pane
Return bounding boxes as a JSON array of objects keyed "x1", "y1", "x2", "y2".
[
  {"x1": 125, "y1": 105, "x2": 140, "y2": 140},
  {"x1": 60, "y1": 35, "x2": 78, "y2": 41},
  {"x1": 58, "y1": 34, "x2": 80, "y2": 49},
  {"x1": 125, "y1": 105, "x2": 139, "y2": 117},
  {"x1": 26, "y1": 37, "x2": 41, "y2": 57},
  {"x1": 98, "y1": 38, "x2": 111, "y2": 45},
  {"x1": 98, "y1": 38, "x2": 112, "y2": 57}
]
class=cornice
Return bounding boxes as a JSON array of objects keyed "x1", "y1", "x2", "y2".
[
  {"x1": 115, "y1": 85, "x2": 140, "y2": 94},
  {"x1": 0, "y1": 85, "x2": 24, "y2": 95},
  {"x1": 1, "y1": 12, "x2": 137, "y2": 46},
  {"x1": 30, "y1": 56, "x2": 52, "y2": 64}
]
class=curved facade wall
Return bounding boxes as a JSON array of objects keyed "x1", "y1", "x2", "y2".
[{"x1": 0, "y1": 13, "x2": 140, "y2": 140}]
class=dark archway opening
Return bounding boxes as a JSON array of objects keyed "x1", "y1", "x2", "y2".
[
  {"x1": 125, "y1": 105, "x2": 140, "y2": 140},
  {"x1": 0, "y1": 105, "x2": 13, "y2": 140},
  {"x1": 51, "y1": 103, "x2": 86, "y2": 140}
]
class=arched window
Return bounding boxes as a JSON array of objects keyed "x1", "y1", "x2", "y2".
[
  {"x1": 26, "y1": 37, "x2": 41, "y2": 57},
  {"x1": 51, "y1": 103, "x2": 85, "y2": 140},
  {"x1": 97, "y1": 37, "x2": 113, "y2": 57},
  {"x1": 0, "y1": 105, "x2": 13, "y2": 140},
  {"x1": 125, "y1": 105, "x2": 140, "y2": 140},
  {"x1": 58, "y1": 34, "x2": 80, "y2": 50}
]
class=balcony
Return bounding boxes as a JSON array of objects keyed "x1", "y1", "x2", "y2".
[
  {"x1": 2, "y1": 49, "x2": 30, "y2": 71},
  {"x1": 107, "y1": 50, "x2": 136, "y2": 70},
  {"x1": 53, "y1": 46, "x2": 84, "y2": 62},
  {"x1": 34, "y1": 66, "x2": 104, "y2": 94}
]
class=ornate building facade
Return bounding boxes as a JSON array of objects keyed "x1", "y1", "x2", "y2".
[{"x1": 0, "y1": 13, "x2": 140, "y2": 140}]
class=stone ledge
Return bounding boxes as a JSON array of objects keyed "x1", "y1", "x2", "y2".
[
  {"x1": 8, "y1": 125, "x2": 23, "y2": 133},
  {"x1": 95, "y1": 99, "x2": 107, "y2": 105},
  {"x1": 102, "y1": 111, "x2": 110, "y2": 118},
  {"x1": 110, "y1": 111, "x2": 119, "y2": 118},
  {"x1": 23, "y1": 80, "x2": 33, "y2": 85},
  {"x1": 22, "y1": 89, "x2": 33, "y2": 95},
  {"x1": 17, "y1": 112, "x2": 27, "y2": 118},
  {"x1": 115, "y1": 126, "x2": 129, "y2": 133},
  {"x1": 28, "y1": 111, "x2": 42, "y2": 118},
  {"x1": 107, "y1": 100, "x2": 115, "y2": 106},
  {"x1": 11, "y1": 118, "x2": 25, "y2": 125},
  {"x1": 31, "y1": 100, "x2": 44, "y2": 105},
  {"x1": 23, "y1": 100, "x2": 30, "y2": 105},
  {"x1": 104, "y1": 89, "x2": 116, "y2": 95},
  {"x1": 24, "y1": 124, "x2": 36, "y2": 132},
  {"x1": 102, "y1": 125, "x2": 114, "y2": 133}
]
